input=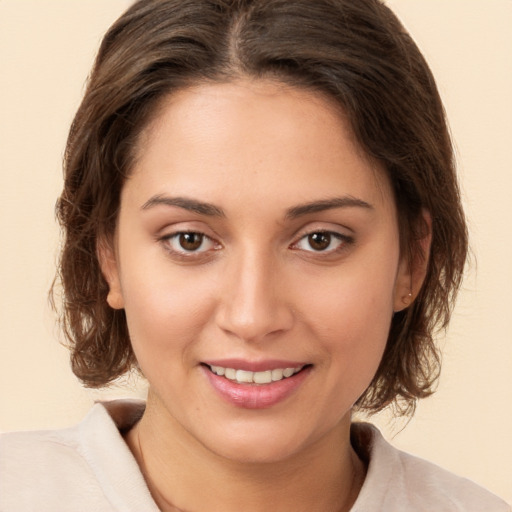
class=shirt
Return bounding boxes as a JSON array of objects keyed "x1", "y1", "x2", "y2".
[{"x1": 1, "y1": 400, "x2": 509, "y2": 511}]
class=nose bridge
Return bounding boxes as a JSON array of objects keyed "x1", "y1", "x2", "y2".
[{"x1": 216, "y1": 244, "x2": 293, "y2": 342}]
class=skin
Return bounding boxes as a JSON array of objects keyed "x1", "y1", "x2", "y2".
[{"x1": 100, "y1": 80, "x2": 423, "y2": 511}]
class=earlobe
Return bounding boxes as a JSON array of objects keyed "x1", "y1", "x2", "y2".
[
  {"x1": 393, "y1": 259, "x2": 414, "y2": 313},
  {"x1": 97, "y1": 237, "x2": 125, "y2": 310},
  {"x1": 106, "y1": 287, "x2": 125, "y2": 310},
  {"x1": 393, "y1": 210, "x2": 432, "y2": 312}
]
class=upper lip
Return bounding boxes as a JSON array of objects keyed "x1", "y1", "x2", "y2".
[{"x1": 202, "y1": 359, "x2": 308, "y2": 372}]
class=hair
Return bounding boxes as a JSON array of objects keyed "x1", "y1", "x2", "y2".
[{"x1": 54, "y1": 0, "x2": 468, "y2": 415}]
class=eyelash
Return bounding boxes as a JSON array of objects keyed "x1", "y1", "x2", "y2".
[
  {"x1": 160, "y1": 231, "x2": 220, "y2": 259},
  {"x1": 291, "y1": 230, "x2": 353, "y2": 255},
  {"x1": 159, "y1": 229, "x2": 353, "y2": 260}
]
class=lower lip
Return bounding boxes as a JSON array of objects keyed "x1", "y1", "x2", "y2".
[{"x1": 202, "y1": 366, "x2": 311, "y2": 409}]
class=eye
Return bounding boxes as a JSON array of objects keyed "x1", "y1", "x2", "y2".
[
  {"x1": 293, "y1": 231, "x2": 349, "y2": 253},
  {"x1": 163, "y1": 232, "x2": 217, "y2": 254}
]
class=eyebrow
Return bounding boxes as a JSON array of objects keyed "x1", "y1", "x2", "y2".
[
  {"x1": 140, "y1": 194, "x2": 373, "y2": 219},
  {"x1": 141, "y1": 195, "x2": 226, "y2": 217},
  {"x1": 285, "y1": 196, "x2": 373, "y2": 219}
]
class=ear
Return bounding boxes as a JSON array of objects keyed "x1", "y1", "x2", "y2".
[
  {"x1": 393, "y1": 210, "x2": 432, "y2": 312},
  {"x1": 97, "y1": 236, "x2": 125, "y2": 310}
]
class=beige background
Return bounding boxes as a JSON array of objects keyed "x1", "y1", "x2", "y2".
[{"x1": 1, "y1": 0, "x2": 511, "y2": 504}]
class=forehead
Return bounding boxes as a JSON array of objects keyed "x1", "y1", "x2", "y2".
[{"x1": 127, "y1": 79, "x2": 392, "y2": 213}]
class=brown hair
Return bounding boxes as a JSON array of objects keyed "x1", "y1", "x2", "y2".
[{"x1": 54, "y1": 0, "x2": 468, "y2": 415}]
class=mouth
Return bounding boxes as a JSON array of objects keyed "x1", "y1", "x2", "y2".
[
  {"x1": 201, "y1": 361, "x2": 312, "y2": 409},
  {"x1": 204, "y1": 364, "x2": 307, "y2": 385}
]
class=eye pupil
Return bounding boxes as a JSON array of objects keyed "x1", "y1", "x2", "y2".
[
  {"x1": 308, "y1": 232, "x2": 331, "y2": 251},
  {"x1": 179, "y1": 232, "x2": 203, "y2": 251}
]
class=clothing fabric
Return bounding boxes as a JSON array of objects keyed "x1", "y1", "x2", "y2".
[{"x1": 0, "y1": 400, "x2": 509, "y2": 512}]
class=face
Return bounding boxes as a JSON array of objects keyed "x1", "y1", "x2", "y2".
[{"x1": 101, "y1": 80, "x2": 412, "y2": 463}]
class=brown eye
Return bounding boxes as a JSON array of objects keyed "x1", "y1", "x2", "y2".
[
  {"x1": 179, "y1": 232, "x2": 204, "y2": 251},
  {"x1": 293, "y1": 231, "x2": 348, "y2": 254},
  {"x1": 307, "y1": 232, "x2": 332, "y2": 251},
  {"x1": 164, "y1": 231, "x2": 217, "y2": 255}
]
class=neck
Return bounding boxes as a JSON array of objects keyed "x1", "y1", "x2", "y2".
[{"x1": 125, "y1": 393, "x2": 365, "y2": 512}]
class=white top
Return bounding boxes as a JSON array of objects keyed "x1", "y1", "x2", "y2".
[{"x1": 0, "y1": 400, "x2": 509, "y2": 512}]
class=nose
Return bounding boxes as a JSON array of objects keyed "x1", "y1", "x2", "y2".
[{"x1": 215, "y1": 248, "x2": 294, "y2": 343}]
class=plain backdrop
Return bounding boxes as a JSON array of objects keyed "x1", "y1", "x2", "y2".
[{"x1": 1, "y1": 0, "x2": 511, "y2": 504}]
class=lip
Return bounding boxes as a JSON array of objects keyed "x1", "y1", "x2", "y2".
[
  {"x1": 202, "y1": 358, "x2": 306, "y2": 372},
  {"x1": 201, "y1": 363, "x2": 312, "y2": 409}
]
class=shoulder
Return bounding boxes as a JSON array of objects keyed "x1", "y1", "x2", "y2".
[
  {"x1": 1, "y1": 407, "x2": 102, "y2": 482},
  {"x1": 351, "y1": 423, "x2": 511, "y2": 512},
  {"x1": 0, "y1": 400, "x2": 155, "y2": 512},
  {"x1": 0, "y1": 404, "x2": 112, "y2": 510}
]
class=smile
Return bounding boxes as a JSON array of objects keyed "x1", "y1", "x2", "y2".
[
  {"x1": 208, "y1": 365, "x2": 304, "y2": 385},
  {"x1": 203, "y1": 362, "x2": 312, "y2": 409}
]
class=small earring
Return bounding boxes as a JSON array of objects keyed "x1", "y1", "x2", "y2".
[{"x1": 402, "y1": 292, "x2": 413, "y2": 305}]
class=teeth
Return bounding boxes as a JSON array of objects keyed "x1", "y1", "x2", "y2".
[
  {"x1": 271, "y1": 368, "x2": 283, "y2": 381},
  {"x1": 224, "y1": 368, "x2": 236, "y2": 380},
  {"x1": 211, "y1": 365, "x2": 225, "y2": 376},
  {"x1": 253, "y1": 370, "x2": 272, "y2": 384},
  {"x1": 283, "y1": 368, "x2": 295, "y2": 378},
  {"x1": 236, "y1": 370, "x2": 253, "y2": 383},
  {"x1": 210, "y1": 365, "x2": 303, "y2": 384}
]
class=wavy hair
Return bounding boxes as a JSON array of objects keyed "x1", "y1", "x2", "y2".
[{"x1": 53, "y1": 0, "x2": 468, "y2": 415}]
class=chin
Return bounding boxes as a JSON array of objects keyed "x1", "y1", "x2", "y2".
[
  {"x1": 209, "y1": 436, "x2": 306, "y2": 465},
  {"x1": 193, "y1": 415, "x2": 335, "y2": 466}
]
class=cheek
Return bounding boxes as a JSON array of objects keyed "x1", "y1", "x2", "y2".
[
  {"x1": 300, "y1": 252, "x2": 397, "y2": 337},
  {"x1": 296, "y1": 256, "x2": 397, "y2": 385},
  {"x1": 310, "y1": 282, "x2": 393, "y2": 363},
  {"x1": 118, "y1": 257, "x2": 217, "y2": 371}
]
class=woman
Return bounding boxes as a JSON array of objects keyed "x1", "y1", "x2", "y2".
[{"x1": 1, "y1": 0, "x2": 509, "y2": 510}]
